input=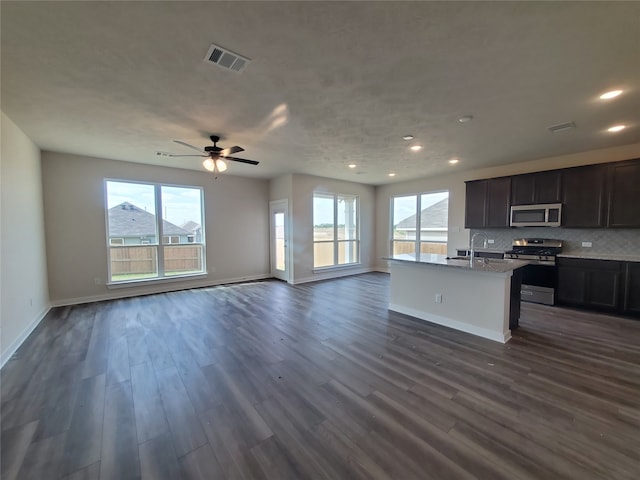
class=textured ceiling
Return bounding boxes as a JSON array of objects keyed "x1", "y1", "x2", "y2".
[{"x1": 2, "y1": 1, "x2": 639, "y2": 185}]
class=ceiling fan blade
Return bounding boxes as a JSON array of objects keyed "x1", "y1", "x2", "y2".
[
  {"x1": 157, "y1": 151, "x2": 207, "y2": 157},
  {"x1": 221, "y1": 145, "x2": 245, "y2": 156},
  {"x1": 173, "y1": 140, "x2": 205, "y2": 153},
  {"x1": 224, "y1": 156, "x2": 259, "y2": 166}
]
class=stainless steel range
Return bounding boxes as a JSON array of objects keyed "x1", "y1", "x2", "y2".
[{"x1": 504, "y1": 238, "x2": 563, "y2": 305}]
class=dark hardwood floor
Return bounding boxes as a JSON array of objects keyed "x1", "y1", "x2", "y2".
[{"x1": 2, "y1": 272, "x2": 640, "y2": 479}]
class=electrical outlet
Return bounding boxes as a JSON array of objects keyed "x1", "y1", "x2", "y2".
[
  {"x1": 435, "y1": 293, "x2": 443, "y2": 304},
  {"x1": 94, "y1": 277, "x2": 101, "y2": 285},
  {"x1": 581, "y1": 241, "x2": 592, "y2": 248},
  {"x1": 488, "y1": 239, "x2": 495, "y2": 244}
]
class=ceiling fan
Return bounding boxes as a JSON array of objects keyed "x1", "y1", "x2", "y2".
[{"x1": 157, "y1": 135, "x2": 259, "y2": 173}]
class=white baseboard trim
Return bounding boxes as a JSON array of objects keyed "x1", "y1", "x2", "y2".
[
  {"x1": 1, "y1": 305, "x2": 51, "y2": 368},
  {"x1": 50, "y1": 273, "x2": 271, "y2": 307},
  {"x1": 293, "y1": 267, "x2": 376, "y2": 285},
  {"x1": 389, "y1": 303, "x2": 511, "y2": 344}
]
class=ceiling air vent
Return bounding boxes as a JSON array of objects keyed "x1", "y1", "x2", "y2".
[
  {"x1": 204, "y1": 43, "x2": 250, "y2": 73},
  {"x1": 548, "y1": 121, "x2": 576, "y2": 133}
]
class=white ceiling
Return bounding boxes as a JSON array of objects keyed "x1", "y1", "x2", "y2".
[{"x1": 2, "y1": 1, "x2": 639, "y2": 185}]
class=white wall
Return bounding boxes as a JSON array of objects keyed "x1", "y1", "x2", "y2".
[
  {"x1": 1, "y1": 112, "x2": 50, "y2": 365},
  {"x1": 269, "y1": 173, "x2": 292, "y2": 202},
  {"x1": 41, "y1": 151, "x2": 270, "y2": 305},
  {"x1": 290, "y1": 174, "x2": 376, "y2": 283},
  {"x1": 376, "y1": 143, "x2": 640, "y2": 270}
]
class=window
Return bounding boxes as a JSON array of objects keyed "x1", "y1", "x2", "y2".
[
  {"x1": 162, "y1": 236, "x2": 180, "y2": 244},
  {"x1": 391, "y1": 191, "x2": 449, "y2": 256},
  {"x1": 105, "y1": 180, "x2": 205, "y2": 283},
  {"x1": 313, "y1": 193, "x2": 359, "y2": 268}
]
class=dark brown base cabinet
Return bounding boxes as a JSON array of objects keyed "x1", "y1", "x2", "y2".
[
  {"x1": 624, "y1": 262, "x2": 640, "y2": 315},
  {"x1": 557, "y1": 257, "x2": 640, "y2": 317}
]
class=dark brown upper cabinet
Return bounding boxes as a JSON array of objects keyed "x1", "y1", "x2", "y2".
[
  {"x1": 464, "y1": 180, "x2": 487, "y2": 228},
  {"x1": 465, "y1": 177, "x2": 511, "y2": 228},
  {"x1": 561, "y1": 164, "x2": 607, "y2": 228},
  {"x1": 511, "y1": 170, "x2": 562, "y2": 205},
  {"x1": 465, "y1": 157, "x2": 640, "y2": 230},
  {"x1": 607, "y1": 159, "x2": 640, "y2": 228},
  {"x1": 486, "y1": 177, "x2": 511, "y2": 227}
]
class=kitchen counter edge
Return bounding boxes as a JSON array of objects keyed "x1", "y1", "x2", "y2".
[
  {"x1": 384, "y1": 254, "x2": 529, "y2": 274},
  {"x1": 558, "y1": 253, "x2": 640, "y2": 263}
]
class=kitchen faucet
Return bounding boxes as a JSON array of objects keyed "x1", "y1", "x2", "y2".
[{"x1": 470, "y1": 232, "x2": 489, "y2": 264}]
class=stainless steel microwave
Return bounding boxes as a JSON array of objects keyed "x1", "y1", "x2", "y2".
[{"x1": 510, "y1": 203, "x2": 562, "y2": 227}]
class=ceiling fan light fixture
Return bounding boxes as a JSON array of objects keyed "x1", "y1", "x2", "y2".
[
  {"x1": 203, "y1": 158, "x2": 215, "y2": 172},
  {"x1": 215, "y1": 159, "x2": 228, "y2": 172}
]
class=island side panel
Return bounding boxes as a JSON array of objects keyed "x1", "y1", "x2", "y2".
[{"x1": 388, "y1": 262, "x2": 513, "y2": 343}]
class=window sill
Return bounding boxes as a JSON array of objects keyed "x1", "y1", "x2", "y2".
[
  {"x1": 313, "y1": 263, "x2": 361, "y2": 273},
  {"x1": 107, "y1": 272, "x2": 208, "y2": 289}
]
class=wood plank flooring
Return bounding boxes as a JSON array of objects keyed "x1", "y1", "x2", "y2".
[{"x1": 2, "y1": 272, "x2": 640, "y2": 479}]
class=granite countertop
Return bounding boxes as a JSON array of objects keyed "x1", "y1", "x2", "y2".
[
  {"x1": 558, "y1": 252, "x2": 640, "y2": 263},
  {"x1": 384, "y1": 253, "x2": 529, "y2": 273}
]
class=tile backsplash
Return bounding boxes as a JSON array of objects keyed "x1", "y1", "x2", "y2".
[{"x1": 469, "y1": 228, "x2": 640, "y2": 255}]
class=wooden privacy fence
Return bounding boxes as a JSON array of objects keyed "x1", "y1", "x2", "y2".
[
  {"x1": 393, "y1": 241, "x2": 447, "y2": 255},
  {"x1": 164, "y1": 245, "x2": 203, "y2": 273},
  {"x1": 109, "y1": 245, "x2": 203, "y2": 274}
]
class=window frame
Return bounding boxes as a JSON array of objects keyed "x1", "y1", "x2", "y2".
[
  {"x1": 390, "y1": 190, "x2": 449, "y2": 257},
  {"x1": 313, "y1": 192, "x2": 360, "y2": 270},
  {"x1": 104, "y1": 179, "x2": 206, "y2": 286}
]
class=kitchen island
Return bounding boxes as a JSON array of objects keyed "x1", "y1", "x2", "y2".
[{"x1": 385, "y1": 254, "x2": 528, "y2": 343}]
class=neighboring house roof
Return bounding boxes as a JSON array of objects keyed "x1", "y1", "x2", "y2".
[
  {"x1": 181, "y1": 221, "x2": 201, "y2": 233},
  {"x1": 108, "y1": 202, "x2": 190, "y2": 237},
  {"x1": 396, "y1": 198, "x2": 449, "y2": 229}
]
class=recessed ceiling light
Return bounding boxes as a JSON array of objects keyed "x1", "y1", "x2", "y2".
[
  {"x1": 448, "y1": 158, "x2": 459, "y2": 165},
  {"x1": 410, "y1": 145, "x2": 423, "y2": 152},
  {"x1": 458, "y1": 115, "x2": 473, "y2": 123},
  {"x1": 600, "y1": 90, "x2": 623, "y2": 100},
  {"x1": 607, "y1": 124, "x2": 626, "y2": 132},
  {"x1": 402, "y1": 135, "x2": 414, "y2": 141},
  {"x1": 388, "y1": 173, "x2": 396, "y2": 177},
  {"x1": 348, "y1": 164, "x2": 357, "y2": 168}
]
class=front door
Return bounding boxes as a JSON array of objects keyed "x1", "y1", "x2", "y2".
[{"x1": 269, "y1": 200, "x2": 289, "y2": 282}]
